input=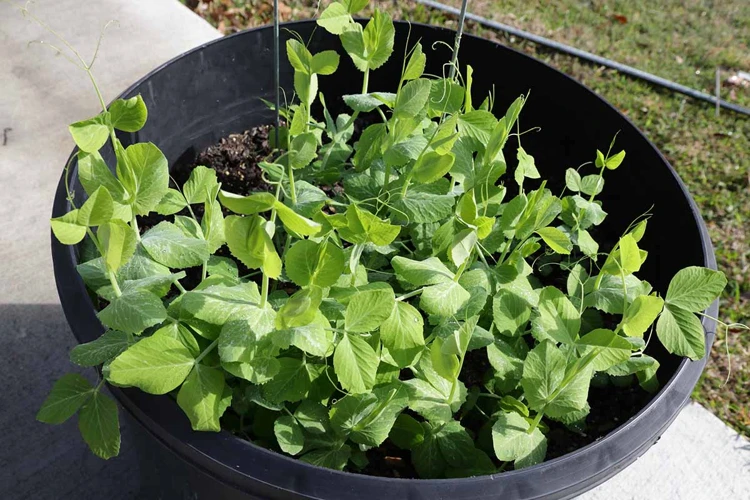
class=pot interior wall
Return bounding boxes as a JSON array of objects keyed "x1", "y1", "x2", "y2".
[{"x1": 74, "y1": 21, "x2": 705, "y2": 396}]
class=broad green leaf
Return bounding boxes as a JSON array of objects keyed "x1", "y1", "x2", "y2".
[
  {"x1": 391, "y1": 256, "x2": 454, "y2": 286},
  {"x1": 492, "y1": 411, "x2": 547, "y2": 469},
  {"x1": 664, "y1": 266, "x2": 727, "y2": 312},
  {"x1": 206, "y1": 255, "x2": 239, "y2": 279},
  {"x1": 403, "y1": 42, "x2": 425, "y2": 81},
  {"x1": 656, "y1": 304, "x2": 706, "y2": 360},
  {"x1": 330, "y1": 382, "x2": 408, "y2": 446},
  {"x1": 263, "y1": 358, "x2": 322, "y2": 403},
  {"x1": 77, "y1": 187, "x2": 114, "y2": 226},
  {"x1": 532, "y1": 287, "x2": 581, "y2": 344},
  {"x1": 98, "y1": 220, "x2": 138, "y2": 273},
  {"x1": 430, "y1": 337, "x2": 459, "y2": 380},
  {"x1": 619, "y1": 234, "x2": 642, "y2": 274},
  {"x1": 316, "y1": 2, "x2": 352, "y2": 35},
  {"x1": 394, "y1": 78, "x2": 431, "y2": 118},
  {"x1": 181, "y1": 282, "x2": 264, "y2": 338},
  {"x1": 345, "y1": 283, "x2": 395, "y2": 332},
  {"x1": 285, "y1": 240, "x2": 344, "y2": 287},
  {"x1": 177, "y1": 364, "x2": 226, "y2": 431},
  {"x1": 412, "y1": 424, "x2": 445, "y2": 478},
  {"x1": 108, "y1": 334, "x2": 194, "y2": 393},
  {"x1": 440, "y1": 316, "x2": 478, "y2": 357},
  {"x1": 274, "y1": 415, "x2": 305, "y2": 455},
  {"x1": 69, "y1": 113, "x2": 110, "y2": 153},
  {"x1": 487, "y1": 337, "x2": 526, "y2": 391},
  {"x1": 457, "y1": 110, "x2": 497, "y2": 144},
  {"x1": 219, "y1": 191, "x2": 275, "y2": 214},
  {"x1": 300, "y1": 445, "x2": 351, "y2": 471},
  {"x1": 37, "y1": 374, "x2": 93, "y2": 424},
  {"x1": 219, "y1": 317, "x2": 279, "y2": 384},
  {"x1": 493, "y1": 292, "x2": 531, "y2": 337},
  {"x1": 576, "y1": 328, "x2": 632, "y2": 372},
  {"x1": 275, "y1": 286, "x2": 323, "y2": 330},
  {"x1": 153, "y1": 322, "x2": 200, "y2": 357},
  {"x1": 78, "y1": 391, "x2": 120, "y2": 459},
  {"x1": 580, "y1": 175, "x2": 604, "y2": 196},
  {"x1": 77, "y1": 151, "x2": 127, "y2": 202},
  {"x1": 429, "y1": 79, "x2": 465, "y2": 115},
  {"x1": 183, "y1": 166, "x2": 219, "y2": 204},
  {"x1": 520, "y1": 340, "x2": 565, "y2": 412},
  {"x1": 109, "y1": 95, "x2": 148, "y2": 132},
  {"x1": 435, "y1": 420, "x2": 483, "y2": 469},
  {"x1": 295, "y1": 401, "x2": 330, "y2": 434},
  {"x1": 412, "y1": 152, "x2": 455, "y2": 184},
  {"x1": 621, "y1": 295, "x2": 664, "y2": 337},
  {"x1": 605, "y1": 150, "x2": 625, "y2": 169},
  {"x1": 311, "y1": 50, "x2": 340, "y2": 75},
  {"x1": 155, "y1": 189, "x2": 188, "y2": 215},
  {"x1": 224, "y1": 215, "x2": 281, "y2": 277},
  {"x1": 584, "y1": 274, "x2": 652, "y2": 315},
  {"x1": 536, "y1": 226, "x2": 572, "y2": 255},
  {"x1": 289, "y1": 132, "x2": 318, "y2": 170},
  {"x1": 334, "y1": 333, "x2": 379, "y2": 393},
  {"x1": 343, "y1": 92, "x2": 396, "y2": 112},
  {"x1": 340, "y1": 205, "x2": 400, "y2": 245},
  {"x1": 404, "y1": 353, "x2": 466, "y2": 423},
  {"x1": 380, "y1": 301, "x2": 424, "y2": 368},
  {"x1": 122, "y1": 142, "x2": 169, "y2": 215},
  {"x1": 565, "y1": 168, "x2": 582, "y2": 192},
  {"x1": 98, "y1": 289, "x2": 167, "y2": 334},
  {"x1": 51, "y1": 210, "x2": 87, "y2": 245},
  {"x1": 390, "y1": 413, "x2": 425, "y2": 449},
  {"x1": 515, "y1": 147, "x2": 540, "y2": 187},
  {"x1": 637, "y1": 357, "x2": 660, "y2": 392},
  {"x1": 448, "y1": 228, "x2": 477, "y2": 267},
  {"x1": 70, "y1": 330, "x2": 133, "y2": 367},
  {"x1": 420, "y1": 281, "x2": 471, "y2": 317},
  {"x1": 341, "y1": 10, "x2": 394, "y2": 72},
  {"x1": 141, "y1": 221, "x2": 210, "y2": 269},
  {"x1": 392, "y1": 191, "x2": 455, "y2": 224},
  {"x1": 286, "y1": 39, "x2": 313, "y2": 73},
  {"x1": 275, "y1": 202, "x2": 322, "y2": 236}
]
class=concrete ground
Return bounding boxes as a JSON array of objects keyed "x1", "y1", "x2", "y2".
[{"x1": 0, "y1": 0, "x2": 747, "y2": 498}]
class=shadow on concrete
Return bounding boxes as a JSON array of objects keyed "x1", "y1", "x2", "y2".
[{"x1": 0, "y1": 304, "x2": 139, "y2": 500}]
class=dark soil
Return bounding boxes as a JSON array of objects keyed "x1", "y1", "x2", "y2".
[{"x1": 146, "y1": 123, "x2": 658, "y2": 479}]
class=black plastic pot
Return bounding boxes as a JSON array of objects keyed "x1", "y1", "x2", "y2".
[{"x1": 52, "y1": 20, "x2": 718, "y2": 500}]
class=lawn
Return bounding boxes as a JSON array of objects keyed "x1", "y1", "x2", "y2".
[{"x1": 185, "y1": 0, "x2": 750, "y2": 437}]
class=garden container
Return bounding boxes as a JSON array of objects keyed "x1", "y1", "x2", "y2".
[{"x1": 51, "y1": 20, "x2": 718, "y2": 500}]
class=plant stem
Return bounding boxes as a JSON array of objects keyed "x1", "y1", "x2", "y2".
[
  {"x1": 195, "y1": 339, "x2": 219, "y2": 364},
  {"x1": 396, "y1": 288, "x2": 424, "y2": 301},
  {"x1": 107, "y1": 270, "x2": 122, "y2": 297},
  {"x1": 130, "y1": 212, "x2": 141, "y2": 242},
  {"x1": 260, "y1": 272, "x2": 269, "y2": 308},
  {"x1": 526, "y1": 410, "x2": 544, "y2": 434},
  {"x1": 362, "y1": 68, "x2": 370, "y2": 94},
  {"x1": 287, "y1": 163, "x2": 297, "y2": 204}
]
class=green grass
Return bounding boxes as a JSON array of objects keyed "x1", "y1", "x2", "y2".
[{"x1": 187, "y1": 0, "x2": 750, "y2": 437}]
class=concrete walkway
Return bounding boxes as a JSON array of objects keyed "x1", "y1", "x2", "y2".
[{"x1": 0, "y1": 1, "x2": 747, "y2": 499}]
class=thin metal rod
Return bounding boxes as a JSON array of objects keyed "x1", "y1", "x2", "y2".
[
  {"x1": 447, "y1": 0, "x2": 469, "y2": 81},
  {"x1": 273, "y1": 0, "x2": 280, "y2": 150},
  {"x1": 417, "y1": 0, "x2": 750, "y2": 117}
]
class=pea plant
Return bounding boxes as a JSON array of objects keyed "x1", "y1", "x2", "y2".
[{"x1": 38, "y1": 2, "x2": 727, "y2": 477}]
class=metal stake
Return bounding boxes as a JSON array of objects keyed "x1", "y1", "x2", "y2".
[
  {"x1": 448, "y1": 0, "x2": 469, "y2": 81},
  {"x1": 273, "y1": 0, "x2": 280, "y2": 150}
]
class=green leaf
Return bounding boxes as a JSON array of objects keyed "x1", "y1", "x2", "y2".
[
  {"x1": 532, "y1": 287, "x2": 581, "y2": 344},
  {"x1": 621, "y1": 295, "x2": 664, "y2": 337},
  {"x1": 403, "y1": 42, "x2": 425, "y2": 81},
  {"x1": 311, "y1": 50, "x2": 340, "y2": 75},
  {"x1": 515, "y1": 147, "x2": 541, "y2": 187},
  {"x1": 536, "y1": 226, "x2": 572, "y2": 255},
  {"x1": 224, "y1": 215, "x2": 281, "y2": 277},
  {"x1": 345, "y1": 283, "x2": 395, "y2": 332},
  {"x1": 263, "y1": 358, "x2": 322, "y2": 403},
  {"x1": 78, "y1": 391, "x2": 120, "y2": 459},
  {"x1": 412, "y1": 152, "x2": 455, "y2": 184},
  {"x1": 584, "y1": 274, "x2": 652, "y2": 314},
  {"x1": 177, "y1": 364, "x2": 226, "y2": 431},
  {"x1": 412, "y1": 424, "x2": 445, "y2": 478},
  {"x1": 656, "y1": 304, "x2": 706, "y2": 360},
  {"x1": 420, "y1": 281, "x2": 471, "y2": 317},
  {"x1": 109, "y1": 95, "x2": 148, "y2": 132},
  {"x1": 391, "y1": 256, "x2": 454, "y2": 286},
  {"x1": 334, "y1": 333, "x2": 379, "y2": 393},
  {"x1": 183, "y1": 166, "x2": 219, "y2": 205},
  {"x1": 289, "y1": 132, "x2": 318, "y2": 170},
  {"x1": 285, "y1": 240, "x2": 344, "y2": 287},
  {"x1": 77, "y1": 187, "x2": 114, "y2": 226},
  {"x1": 77, "y1": 151, "x2": 127, "y2": 202},
  {"x1": 70, "y1": 330, "x2": 133, "y2": 367},
  {"x1": 576, "y1": 328, "x2": 633, "y2": 372},
  {"x1": 108, "y1": 334, "x2": 194, "y2": 394},
  {"x1": 51, "y1": 210, "x2": 87, "y2": 245},
  {"x1": 664, "y1": 266, "x2": 727, "y2": 312},
  {"x1": 435, "y1": 420, "x2": 482, "y2": 469},
  {"x1": 493, "y1": 292, "x2": 531, "y2": 337},
  {"x1": 300, "y1": 445, "x2": 351, "y2": 471},
  {"x1": 492, "y1": 411, "x2": 547, "y2": 469},
  {"x1": 404, "y1": 354, "x2": 466, "y2": 423},
  {"x1": 37, "y1": 374, "x2": 93, "y2": 424},
  {"x1": 429, "y1": 79, "x2": 465, "y2": 115},
  {"x1": 98, "y1": 220, "x2": 137, "y2": 273},
  {"x1": 219, "y1": 318, "x2": 279, "y2": 384},
  {"x1": 457, "y1": 110, "x2": 497, "y2": 144},
  {"x1": 343, "y1": 92, "x2": 395, "y2": 112},
  {"x1": 605, "y1": 150, "x2": 625, "y2": 170},
  {"x1": 330, "y1": 382, "x2": 408, "y2": 446},
  {"x1": 295, "y1": 401, "x2": 330, "y2": 434},
  {"x1": 275, "y1": 202, "x2": 322, "y2": 236},
  {"x1": 390, "y1": 413, "x2": 425, "y2": 450},
  {"x1": 316, "y1": 2, "x2": 352, "y2": 35},
  {"x1": 394, "y1": 78, "x2": 431, "y2": 118},
  {"x1": 520, "y1": 340, "x2": 565, "y2": 412},
  {"x1": 580, "y1": 175, "x2": 604, "y2": 196},
  {"x1": 98, "y1": 289, "x2": 167, "y2": 334},
  {"x1": 565, "y1": 168, "x2": 582, "y2": 192},
  {"x1": 342, "y1": 9, "x2": 394, "y2": 72},
  {"x1": 619, "y1": 234, "x2": 642, "y2": 274},
  {"x1": 181, "y1": 282, "x2": 263, "y2": 339},
  {"x1": 122, "y1": 142, "x2": 169, "y2": 215},
  {"x1": 392, "y1": 191, "x2": 455, "y2": 224},
  {"x1": 448, "y1": 228, "x2": 477, "y2": 267},
  {"x1": 431, "y1": 337, "x2": 459, "y2": 380},
  {"x1": 274, "y1": 415, "x2": 305, "y2": 455},
  {"x1": 381, "y1": 301, "x2": 425, "y2": 368},
  {"x1": 69, "y1": 113, "x2": 110, "y2": 153},
  {"x1": 340, "y1": 205, "x2": 400, "y2": 245},
  {"x1": 141, "y1": 221, "x2": 210, "y2": 269},
  {"x1": 155, "y1": 188, "x2": 188, "y2": 215},
  {"x1": 153, "y1": 322, "x2": 200, "y2": 357},
  {"x1": 219, "y1": 191, "x2": 276, "y2": 214},
  {"x1": 487, "y1": 337, "x2": 526, "y2": 391},
  {"x1": 275, "y1": 286, "x2": 323, "y2": 330}
]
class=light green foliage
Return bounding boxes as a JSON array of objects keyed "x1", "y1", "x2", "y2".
[{"x1": 45, "y1": 5, "x2": 730, "y2": 477}]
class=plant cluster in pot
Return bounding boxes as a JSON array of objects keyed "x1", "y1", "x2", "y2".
[{"x1": 37, "y1": 2, "x2": 727, "y2": 499}]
